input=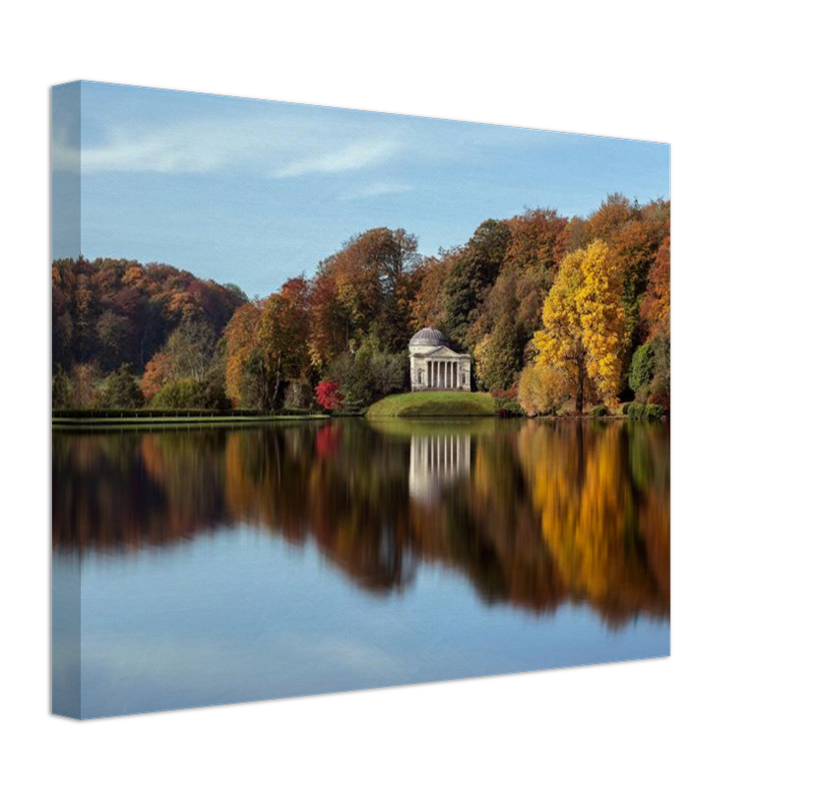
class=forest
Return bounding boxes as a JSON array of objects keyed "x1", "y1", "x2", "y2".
[{"x1": 51, "y1": 193, "x2": 670, "y2": 416}]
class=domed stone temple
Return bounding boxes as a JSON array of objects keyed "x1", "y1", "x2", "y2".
[{"x1": 408, "y1": 327, "x2": 471, "y2": 391}]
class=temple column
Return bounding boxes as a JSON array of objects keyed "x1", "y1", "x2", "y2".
[{"x1": 446, "y1": 361, "x2": 451, "y2": 388}]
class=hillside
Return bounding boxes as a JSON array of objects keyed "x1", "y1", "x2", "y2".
[{"x1": 52, "y1": 256, "x2": 247, "y2": 373}]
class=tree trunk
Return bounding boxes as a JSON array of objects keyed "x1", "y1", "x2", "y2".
[
  {"x1": 271, "y1": 353, "x2": 282, "y2": 410},
  {"x1": 575, "y1": 359, "x2": 585, "y2": 415}
]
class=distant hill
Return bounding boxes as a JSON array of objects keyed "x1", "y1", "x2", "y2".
[{"x1": 52, "y1": 257, "x2": 247, "y2": 373}]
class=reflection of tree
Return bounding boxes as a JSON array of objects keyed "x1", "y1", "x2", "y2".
[
  {"x1": 53, "y1": 419, "x2": 669, "y2": 626},
  {"x1": 518, "y1": 421, "x2": 669, "y2": 624},
  {"x1": 629, "y1": 422, "x2": 671, "y2": 600},
  {"x1": 52, "y1": 431, "x2": 230, "y2": 552}
]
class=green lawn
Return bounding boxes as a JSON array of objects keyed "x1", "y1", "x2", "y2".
[{"x1": 366, "y1": 391, "x2": 496, "y2": 418}]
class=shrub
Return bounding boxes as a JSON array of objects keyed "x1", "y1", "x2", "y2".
[
  {"x1": 518, "y1": 364, "x2": 570, "y2": 416},
  {"x1": 620, "y1": 402, "x2": 632, "y2": 416},
  {"x1": 627, "y1": 402, "x2": 666, "y2": 421},
  {"x1": 589, "y1": 404, "x2": 609, "y2": 417},
  {"x1": 149, "y1": 378, "x2": 205, "y2": 410},
  {"x1": 492, "y1": 389, "x2": 524, "y2": 417},
  {"x1": 646, "y1": 403, "x2": 666, "y2": 419},
  {"x1": 315, "y1": 381, "x2": 343, "y2": 411}
]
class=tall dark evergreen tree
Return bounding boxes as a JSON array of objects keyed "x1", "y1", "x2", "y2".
[{"x1": 444, "y1": 219, "x2": 511, "y2": 348}]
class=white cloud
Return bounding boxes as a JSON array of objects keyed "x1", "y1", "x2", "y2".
[
  {"x1": 54, "y1": 89, "x2": 600, "y2": 183},
  {"x1": 274, "y1": 140, "x2": 403, "y2": 178},
  {"x1": 341, "y1": 180, "x2": 414, "y2": 200},
  {"x1": 66, "y1": 114, "x2": 404, "y2": 180}
]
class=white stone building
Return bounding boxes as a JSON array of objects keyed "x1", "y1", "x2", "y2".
[{"x1": 408, "y1": 327, "x2": 471, "y2": 391}]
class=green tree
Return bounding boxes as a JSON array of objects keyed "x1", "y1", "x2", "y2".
[
  {"x1": 100, "y1": 364, "x2": 145, "y2": 409},
  {"x1": 474, "y1": 318, "x2": 526, "y2": 391},
  {"x1": 52, "y1": 365, "x2": 73, "y2": 409},
  {"x1": 329, "y1": 335, "x2": 405, "y2": 408},
  {"x1": 444, "y1": 219, "x2": 511, "y2": 347},
  {"x1": 629, "y1": 342, "x2": 655, "y2": 395}
]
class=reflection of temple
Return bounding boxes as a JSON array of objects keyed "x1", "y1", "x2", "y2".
[{"x1": 408, "y1": 434, "x2": 472, "y2": 504}]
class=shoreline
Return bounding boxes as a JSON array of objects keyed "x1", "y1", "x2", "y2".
[{"x1": 52, "y1": 414, "x2": 328, "y2": 431}]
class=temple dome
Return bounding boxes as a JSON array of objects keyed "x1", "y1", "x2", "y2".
[{"x1": 409, "y1": 327, "x2": 449, "y2": 348}]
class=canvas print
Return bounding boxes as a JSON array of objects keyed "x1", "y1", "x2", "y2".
[{"x1": 52, "y1": 82, "x2": 670, "y2": 719}]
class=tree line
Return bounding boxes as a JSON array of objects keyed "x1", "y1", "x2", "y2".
[{"x1": 52, "y1": 193, "x2": 670, "y2": 414}]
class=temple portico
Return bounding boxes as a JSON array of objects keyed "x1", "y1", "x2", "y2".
[{"x1": 408, "y1": 328, "x2": 471, "y2": 392}]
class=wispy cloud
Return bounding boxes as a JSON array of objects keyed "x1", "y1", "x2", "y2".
[
  {"x1": 55, "y1": 112, "x2": 405, "y2": 180},
  {"x1": 51, "y1": 139, "x2": 80, "y2": 173},
  {"x1": 340, "y1": 180, "x2": 414, "y2": 200},
  {"x1": 275, "y1": 140, "x2": 403, "y2": 178}
]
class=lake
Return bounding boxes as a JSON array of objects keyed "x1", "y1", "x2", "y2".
[{"x1": 52, "y1": 418, "x2": 670, "y2": 719}]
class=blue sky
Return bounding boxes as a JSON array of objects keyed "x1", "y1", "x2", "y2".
[{"x1": 53, "y1": 81, "x2": 670, "y2": 298}]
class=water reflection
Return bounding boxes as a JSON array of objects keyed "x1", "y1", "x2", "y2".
[
  {"x1": 409, "y1": 432, "x2": 472, "y2": 504},
  {"x1": 53, "y1": 419, "x2": 669, "y2": 626}
]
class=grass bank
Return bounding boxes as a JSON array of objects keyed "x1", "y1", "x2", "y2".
[
  {"x1": 52, "y1": 413, "x2": 328, "y2": 430},
  {"x1": 366, "y1": 391, "x2": 496, "y2": 418}
]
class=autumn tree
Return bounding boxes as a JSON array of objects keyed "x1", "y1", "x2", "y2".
[
  {"x1": 224, "y1": 278, "x2": 311, "y2": 410},
  {"x1": 641, "y1": 236, "x2": 670, "y2": 340},
  {"x1": 256, "y1": 277, "x2": 312, "y2": 409},
  {"x1": 308, "y1": 268, "x2": 349, "y2": 371},
  {"x1": 308, "y1": 228, "x2": 420, "y2": 365},
  {"x1": 315, "y1": 381, "x2": 343, "y2": 411},
  {"x1": 532, "y1": 241, "x2": 625, "y2": 413},
  {"x1": 503, "y1": 208, "x2": 568, "y2": 286},
  {"x1": 224, "y1": 302, "x2": 263, "y2": 406},
  {"x1": 584, "y1": 193, "x2": 637, "y2": 243},
  {"x1": 409, "y1": 254, "x2": 452, "y2": 331},
  {"x1": 51, "y1": 256, "x2": 246, "y2": 374},
  {"x1": 140, "y1": 350, "x2": 171, "y2": 400},
  {"x1": 517, "y1": 363, "x2": 569, "y2": 415}
]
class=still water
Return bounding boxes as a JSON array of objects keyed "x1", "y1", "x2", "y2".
[{"x1": 52, "y1": 418, "x2": 669, "y2": 718}]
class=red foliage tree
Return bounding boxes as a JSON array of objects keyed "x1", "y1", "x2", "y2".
[{"x1": 315, "y1": 381, "x2": 343, "y2": 411}]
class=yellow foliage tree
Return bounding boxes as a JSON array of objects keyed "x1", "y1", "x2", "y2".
[
  {"x1": 517, "y1": 363, "x2": 569, "y2": 416},
  {"x1": 532, "y1": 240, "x2": 624, "y2": 412}
]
